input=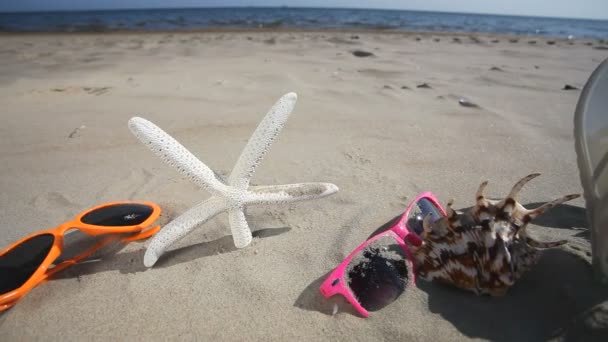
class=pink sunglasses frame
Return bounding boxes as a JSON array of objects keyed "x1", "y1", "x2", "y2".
[{"x1": 319, "y1": 192, "x2": 446, "y2": 317}]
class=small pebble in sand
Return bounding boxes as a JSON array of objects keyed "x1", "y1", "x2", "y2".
[
  {"x1": 458, "y1": 97, "x2": 480, "y2": 108},
  {"x1": 562, "y1": 84, "x2": 579, "y2": 90},
  {"x1": 352, "y1": 50, "x2": 374, "y2": 57},
  {"x1": 383, "y1": 85, "x2": 393, "y2": 89},
  {"x1": 401, "y1": 85, "x2": 410, "y2": 90},
  {"x1": 415, "y1": 37, "x2": 421, "y2": 41},
  {"x1": 490, "y1": 66, "x2": 504, "y2": 72},
  {"x1": 68, "y1": 125, "x2": 86, "y2": 139},
  {"x1": 416, "y1": 83, "x2": 432, "y2": 89},
  {"x1": 534, "y1": 65, "x2": 540, "y2": 69}
]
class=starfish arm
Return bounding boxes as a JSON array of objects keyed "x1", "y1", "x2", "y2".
[
  {"x1": 143, "y1": 197, "x2": 226, "y2": 267},
  {"x1": 129, "y1": 117, "x2": 229, "y2": 196},
  {"x1": 246, "y1": 182, "x2": 339, "y2": 205},
  {"x1": 228, "y1": 92, "x2": 297, "y2": 190},
  {"x1": 228, "y1": 208, "x2": 253, "y2": 248}
]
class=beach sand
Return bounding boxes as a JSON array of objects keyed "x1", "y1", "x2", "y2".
[{"x1": 0, "y1": 30, "x2": 607, "y2": 341}]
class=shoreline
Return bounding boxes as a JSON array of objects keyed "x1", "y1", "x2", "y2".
[{"x1": 0, "y1": 27, "x2": 606, "y2": 42}]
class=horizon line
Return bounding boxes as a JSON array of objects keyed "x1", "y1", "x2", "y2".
[{"x1": 1, "y1": 5, "x2": 607, "y2": 21}]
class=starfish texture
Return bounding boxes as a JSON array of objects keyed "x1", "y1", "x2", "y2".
[{"x1": 128, "y1": 92, "x2": 339, "y2": 267}]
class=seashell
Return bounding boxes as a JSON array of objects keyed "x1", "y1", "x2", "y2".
[{"x1": 412, "y1": 173, "x2": 580, "y2": 296}]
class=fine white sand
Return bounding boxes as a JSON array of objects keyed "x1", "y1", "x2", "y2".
[{"x1": 1, "y1": 30, "x2": 607, "y2": 341}]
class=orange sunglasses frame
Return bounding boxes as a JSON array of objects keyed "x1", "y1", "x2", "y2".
[{"x1": 0, "y1": 200, "x2": 161, "y2": 311}]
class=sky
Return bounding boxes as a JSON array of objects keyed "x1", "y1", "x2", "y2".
[{"x1": 1, "y1": 0, "x2": 607, "y2": 20}]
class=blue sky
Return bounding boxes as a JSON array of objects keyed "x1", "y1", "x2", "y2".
[{"x1": 2, "y1": 0, "x2": 607, "y2": 20}]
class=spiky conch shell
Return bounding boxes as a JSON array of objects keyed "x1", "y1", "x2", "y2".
[{"x1": 411, "y1": 173, "x2": 580, "y2": 296}]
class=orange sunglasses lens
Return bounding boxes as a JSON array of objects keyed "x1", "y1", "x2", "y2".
[
  {"x1": 80, "y1": 203, "x2": 155, "y2": 226},
  {"x1": 0, "y1": 234, "x2": 55, "y2": 295}
]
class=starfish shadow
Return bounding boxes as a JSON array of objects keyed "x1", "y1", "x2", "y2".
[{"x1": 51, "y1": 227, "x2": 291, "y2": 279}]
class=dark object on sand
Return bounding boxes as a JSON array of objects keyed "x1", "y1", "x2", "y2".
[
  {"x1": 509, "y1": 38, "x2": 519, "y2": 43},
  {"x1": 352, "y1": 50, "x2": 374, "y2": 57},
  {"x1": 458, "y1": 97, "x2": 479, "y2": 108},
  {"x1": 415, "y1": 37, "x2": 421, "y2": 41},
  {"x1": 490, "y1": 66, "x2": 504, "y2": 72},
  {"x1": 574, "y1": 57, "x2": 608, "y2": 284},
  {"x1": 350, "y1": 35, "x2": 359, "y2": 40},
  {"x1": 535, "y1": 65, "x2": 540, "y2": 69},
  {"x1": 452, "y1": 37, "x2": 462, "y2": 43},
  {"x1": 563, "y1": 84, "x2": 580, "y2": 90},
  {"x1": 594, "y1": 46, "x2": 608, "y2": 50},
  {"x1": 528, "y1": 40, "x2": 537, "y2": 44},
  {"x1": 558, "y1": 301, "x2": 608, "y2": 341},
  {"x1": 491, "y1": 39, "x2": 500, "y2": 43},
  {"x1": 433, "y1": 38, "x2": 440, "y2": 42},
  {"x1": 401, "y1": 85, "x2": 410, "y2": 90},
  {"x1": 469, "y1": 36, "x2": 482, "y2": 44},
  {"x1": 416, "y1": 83, "x2": 431, "y2": 89},
  {"x1": 383, "y1": 85, "x2": 393, "y2": 89},
  {"x1": 547, "y1": 40, "x2": 556, "y2": 45}
]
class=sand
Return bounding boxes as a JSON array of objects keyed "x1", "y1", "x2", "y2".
[{"x1": 0, "y1": 30, "x2": 607, "y2": 341}]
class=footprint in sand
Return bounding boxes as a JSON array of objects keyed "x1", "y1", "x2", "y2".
[
  {"x1": 50, "y1": 86, "x2": 112, "y2": 95},
  {"x1": 30, "y1": 192, "x2": 81, "y2": 220}
]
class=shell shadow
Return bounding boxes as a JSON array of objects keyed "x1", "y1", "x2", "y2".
[
  {"x1": 524, "y1": 202, "x2": 589, "y2": 239},
  {"x1": 419, "y1": 249, "x2": 608, "y2": 341}
]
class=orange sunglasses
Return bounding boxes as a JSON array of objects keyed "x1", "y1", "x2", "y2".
[{"x1": 0, "y1": 201, "x2": 161, "y2": 311}]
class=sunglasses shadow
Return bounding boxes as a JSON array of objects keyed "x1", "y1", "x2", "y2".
[
  {"x1": 293, "y1": 271, "x2": 360, "y2": 317},
  {"x1": 52, "y1": 227, "x2": 291, "y2": 279}
]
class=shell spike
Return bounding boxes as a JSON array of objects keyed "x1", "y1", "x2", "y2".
[
  {"x1": 507, "y1": 173, "x2": 541, "y2": 199},
  {"x1": 446, "y1": 199, "x2": 456, "y2": 218},
  {"x1": 524, "y1": 194, "x2": 580, "y2": 222},
  {"x1": 422, "y1": 212, "x2": 434, "y2": 236},
  {"x1": 476, "y1": 180, "x2": 489, "y2": 205}
]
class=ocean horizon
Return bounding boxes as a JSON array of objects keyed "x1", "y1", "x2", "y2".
[{"x1": 1, "y1": 7, "x2": 607, "y2": 39}]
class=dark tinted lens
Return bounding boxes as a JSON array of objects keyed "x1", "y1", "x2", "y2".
[
  {"x1": 345, "y1": 235, "x2": 410, "y2": 312},
  {"x1": 80, "y1": 203, "x2": 153, "y2": 226},
  {"x1": 0, "y1": 234, "x2": 54, "y2": 294},
  {"x1": 407, "y1": 198, "x2": 444, "y2": 235}
]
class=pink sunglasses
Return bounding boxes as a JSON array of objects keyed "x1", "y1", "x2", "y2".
[{"x1": 319, "y1": 192, "x2": 446, "y2": 317}]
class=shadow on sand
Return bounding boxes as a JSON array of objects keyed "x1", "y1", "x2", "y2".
[
  {"x1": 51, "y1": 227, "x2": 291, "y2": 279},
  {"x1": 419, "y1": 248, "x2": 608, "y2": 341},
  {"x1": 296, "y1": 204, "x2": 606, "y2": 340}
]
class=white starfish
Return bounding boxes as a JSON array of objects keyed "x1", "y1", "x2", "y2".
[{"x1": 128, "y1": 92, "x2": 339, "y2": 267}]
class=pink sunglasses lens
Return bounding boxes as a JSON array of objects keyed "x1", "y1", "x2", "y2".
[
  {"x1": 345, "y1": 234, "x2": 410, "y2": 312},
  {"x1": 406, "y1": 198, "x2": 444, "y2": 235}
]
